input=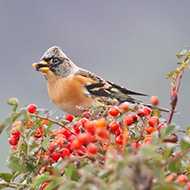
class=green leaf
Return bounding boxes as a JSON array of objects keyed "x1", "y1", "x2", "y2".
[
  {"x1": 7, "y1": 154, "x2": 33, "y2": 173},
  {"x1": 33, "y1": 173, "x2": 51, "y2": 188},
  {"x1": 98, "y1": 169, "x2": 112, "y2": 179},
  {"x1": 61, "y1": 120, "x2": 68, "y2": 125},
  {"x1": 177, "y1": 61, "x2": 183, "y2": 65},
  {"x1": 162, "y1": 144, "x2": 175, "y2": 161},
  {"x1": 168, "y1": 159, "x2": 182, "y2": 173},
  {"x1": 139, "y1": 144, "x2": 158, "y2": 158},
  {"x1": 65, "y1": 163, "x2": 79, "y2": 181},
  {"x1": 160, "y1": 124, "x2": 176, "y2": 139},
  {"x1": 7, "y1": 97, "x2": 19, "y2": 106},
  {"x1": 42, "y1": 136, "x2": 50, "y2": 150},
  {"x1": 43, "y1": 181, "x2": 57, "y2": 190},
  {"x1": 186, "y1": 126, "x2": 190, "y2": 137},
  {"x1": 166, "y1": 70, "x2": 175, "y2": 79},
  {"x1": 7, "y1": 97, "x2": 19, "y2": 112},
  {"x1": 175, "y1": 54, "x2": 184, "y2": 59},
  {"x1": 0, "y1": 184, "x2": 6, "y2": 189},
  {"x1": 0, "y1": 173, "x2": 13, "y2": 182},
  {"x1": 180, "y1": 137, "x2": 190, "y2": 151},
  {"x1": 184, "y1": 55, "x2": 189, "y2": 62}
]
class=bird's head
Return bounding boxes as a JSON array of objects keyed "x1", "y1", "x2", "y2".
[{"x1": 33, "y1": 46, "x2": 78, "y2": 77}]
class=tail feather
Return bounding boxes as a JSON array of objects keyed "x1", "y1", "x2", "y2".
[{"x1": 107, "y1": 81, "x2": 149, "y2": 97}]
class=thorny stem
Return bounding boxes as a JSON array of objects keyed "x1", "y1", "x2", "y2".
[
  {"x1": 30, "y1": 113, "x2": 77, "y2": 136},
  {"x1": 166, "y1": 84, "x2": 178, "y2": 125},
  {"x1": 166, "y1": 58, "x2": 189, "y2": 125}
]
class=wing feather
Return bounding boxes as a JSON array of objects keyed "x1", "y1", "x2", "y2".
[{"x1": 74, "y1": 68, "x2": 149, "y2": 104}]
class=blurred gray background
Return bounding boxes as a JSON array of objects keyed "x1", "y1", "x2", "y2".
[{"x1": 1, "y1": 1, "x2": 190, "y2": 175}]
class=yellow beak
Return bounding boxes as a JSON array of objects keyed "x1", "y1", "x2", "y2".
[{"x1": 33, "y1": 60, "x2": 50, "y2": 73}]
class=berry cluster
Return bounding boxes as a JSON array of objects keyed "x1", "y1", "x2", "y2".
[{"x1": 7, "y1": 96, "x2": 185, "y2": 189}]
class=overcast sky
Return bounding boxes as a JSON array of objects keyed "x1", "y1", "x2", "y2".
[{"x1": 1, "y1": 1, "x2": 190, "y2": 173}]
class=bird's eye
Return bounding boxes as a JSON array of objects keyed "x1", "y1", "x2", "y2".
[{"x1": 53, "y1": 58, "x2": 59, "y2": 64}]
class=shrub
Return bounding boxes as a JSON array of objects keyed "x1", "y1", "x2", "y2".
[{"x1": 0, "y1": 48, "x2": 190, "y2": 190}]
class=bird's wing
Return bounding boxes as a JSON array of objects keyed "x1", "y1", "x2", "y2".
[{"x1": 74, "y1": 68, "x2": 148, "y2": 104}]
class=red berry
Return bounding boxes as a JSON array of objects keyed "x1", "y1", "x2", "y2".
[
  {"x1": 83, "y1": 110, "x2": 91, "y2": 119},
  {"x1": 137, "y1": 109, "x2": 145, "y2": 117},
  {"x1": 60, "y1": 148, "x2": 70, "y2": 158},
  {"x1": 115, "y1": 134, "x2": 123, "y2": 145},
  {"x1": 73, "y1": 121, "x2": 81, "y2": 134},
  {"x1": 144, "y1": 137, "x2": 152, "y2": 144},
  {"x1": 115, "y1": 127, "x2": 122, "y2": 136},
  {"x1": 87, "y1": 143, "x2": 98, "y2": 154},
  {"x1": 77, "y1": 133, "x2": 91, "y2": 145},
  {"x1": 177, "y1": 174, "x2": 187, "y2": 184},
  {"x1": 40, "y1": 181, "x2": 50, "y2": 190},
  {"x1": 131, "y1": 142, "x2": 142, "y2": 149},
  {"x1": 25, "y1": 120, "x2": 33, "y2": 128},
  {"x1": 131, "y1": 113, "x2": 138, "y2": 122},
  {"x1": 71, "y1": 139, "x2": 82, "y2": 150},
  {"x1": 187, "y1": 182, "x2": 190, "y2": 190},
  {"x1": 80, "y1": 118, "x2": 88, "y2": 127},
  {"x1": 68, "y1": 134, "x2": 76, "y2": 142},
  {"x1": 148, "y1": 116, "x2": 159, "y2": 127},
  {"x1": 150, "y1": 96, "x2": 159, "y2": 106},
  {"x1": 145, "y1": 126, "x2": 154, "y2": 134},
  {"x1": 143, "y1": 107, "x2": 152, "y2": 116},
  {"x1": 49, "y1": 141, "x2": 56, "y2": 150},
  {"x1": 157, "y1": 123, "x2": 167, "y2": 131},
  {"x1": 123, "y1": 115, "x2": 133, "y2": 126},
  {"x1": 11, "y1": 128, "x2": 20, "y2": 137},
  {"x1": 13, "y1": 121, "x2": 22, "y2": 128},
  {"x1": 56, "y1": 136, "x2": 66, "y2": 146},
  {"x1": 109, "y1": 106, "x2": 120, "y2": 117},
  {"x1": 41, "y1": 119, "x2": 49, "y2": 125},
  {"x1": 165, "y1": 174, "x2": 175, "y2": 182},
  {"x1": 52, "y1": 152, "x2": 61, "y2": 162},
  {"x1": 11, "y1": 144, "x2": 18, "y2": 150},
  {"x1": 96, "y1": 118, "x2": 107, "y2": 128},
  {"x1": 119, "y1": 102, "x2": 130, "y2": 112},
  {"x1": 65, "y1": 114, "x2": 74, "y2": 122},
  {"x1": 109, "y1": 121, "x2": 120, "y2": 131},
  {"x1": 59, "y1": 127, "x2": 72, "y2": 138},
  {"x1": 84, "y1": 121, "x2": 97, "y2": 134},
  {"x1": 34, "y1": 126, "x2": 44, "y2": 138},
  {"x1": 95, "y1": 128, "x2": 109, "y2": 139},
  {"x1": 8, "y1": 135, "x2": 19, "y2": 145},
  {"x1": 76, "y1": 146, "x2": 87, "y2": 156},
  {"x1": 27, "y1": 104, "x2": 37, "y2": 113}
]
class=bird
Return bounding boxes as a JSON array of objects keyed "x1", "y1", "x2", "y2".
[{"x1": 33, "y1": 46, "x2": 166, "y2": 116}]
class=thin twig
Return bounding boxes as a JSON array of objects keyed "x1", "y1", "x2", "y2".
[
  {"x1": 157, "y1": 149, "x2": 190, "y2": 168},
  {"x1": 30, "y1": 113, "x2": 76, "y2": 136},
  {"x1": 136, "y1": 119, "x2": 146, "y2": 144},
  {"x1": 166, "y1": 84, "x2": 178, "y2": 125},
  {"x1": 176, "y1": 67, "x2": 184, "y2": 93}
]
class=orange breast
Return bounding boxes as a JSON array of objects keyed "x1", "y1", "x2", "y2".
[{"x1": 44, "y1": 71, "x2": 96, "y2": 114}]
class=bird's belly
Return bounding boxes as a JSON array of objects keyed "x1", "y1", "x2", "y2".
[
  {"x1": 46, "y1": 77, "x2": 97, "y2": 115},
  {"x1": 57, "y1": 102, "x2": 89, "y2": 116}
]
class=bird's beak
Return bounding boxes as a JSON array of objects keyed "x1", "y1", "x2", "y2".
[{"x1": 33, "y1": 60, "x2": 50, "y2": 73}]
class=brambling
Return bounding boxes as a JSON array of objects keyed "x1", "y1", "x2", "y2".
[{"x1": 33, "y1": 46, "x2": 166, "y2": 116}]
